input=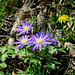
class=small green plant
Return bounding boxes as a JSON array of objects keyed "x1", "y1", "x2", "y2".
[{"x1": 0, "y1": 0, "x2": 22, "y2": 27}]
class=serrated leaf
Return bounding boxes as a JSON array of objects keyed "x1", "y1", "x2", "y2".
[
  {"x1": 1, "y1": 53, "x2": 8, "y2": 61},
  {"x1": 47, "y1": 63, "x2": 55, "y2": 69},
  {"x1": 0, "y1": 62, "x2": 7, "y2": 68},
  {"x1": 50, "y1": 63, "x2": 55, "y2": 69},
  {"x1": 30, "y1": 59, "x2": 41, "y2": 66},
  {"x1": 6, "y1": 50, "x2": 14, "y2": 54},
  {"x1": 15, "y1": 49, "x2": 19, "y2": 54},
  {"x1": 0, "y1": 71, "x2": 4, "y2": 75},
  {"x1": 18, "y1": 50, "x2": 25, "y2": 58},
  {"x1": 10, "y1": 54, "x2": 16, "y2": 58},
  {"x1": 48, "y1": 46, "x2": 57, "y2": 54},
  {"x1": 30, "y1": 59, "x2": 37, "y2": 64},
  {"x1": 0, "y1": 47, "x2": 6, "y2": 53}
]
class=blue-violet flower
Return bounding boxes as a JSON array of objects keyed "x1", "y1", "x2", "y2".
[
  {"x1": 16, "y1": 20, "x2": 34, "y2": 36},
  {"x1": 31, "y1": 31, "x2": 55, "y2": 51},
  {"x1": 13, "y1": 35, "x2": 32, "y2": 49}
]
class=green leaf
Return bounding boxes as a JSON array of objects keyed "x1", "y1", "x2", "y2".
[
  {"x1": 0, "y1": 71, "x2": 4, "y2": 75},
  {"x1": 12, "y1": 71, "x2": 15, "y2": 75},
  {"x1": 50, "y1": 63, "x2": 55, "y2": 69},
  {"x1": 0, "y1": 62, "x2": 7, "y2": 68},
  {"x1": 70, "y1": 0, "x2": 75, "y2": 6},
  {"x1": 30, "y1": 58, "x2": 41, "y2": 66},
  {"x1": 16, "y1": 71, "x2": 25, "y2": 75},
  {"x1": 47, "y1": 63, "x2": 55, "y2": 69},
  {"x1": 6, "y1": 50, "x2": 14, "y2": 54},
  {"x1": 18, "y1": 50, "x2": 25, "y2": 58},
  {"x1": 48, "y1": 46, "x2": 57, "y2": 54},
  {"x1": 30, "y1": 59, "x2": 37, "y2": 64},
  {"x1": 15, "y1": 49, "x2": 19, "y2": 54},
  {"x1": 1, "y1": 53, "x2": 8, "y2": 61},
  {"x1": 52, "y1": 60, "x2": 61, "y2": 65},
  {"x1": 63, "y1": 26, "x2": 66, "y2": 29},
  {"x1": 26, "y1": 45, "x2": 30, "y2": 48},
  {"x1": 49, "y1": 15, "x2": 57, "y2": 21},
  {"x1": 25, "y1": 65, "x2": 30, "y2": 75},
  {"x1": 45, "y1": 4, "x2": 51, "y2": 6},
  {"x1": 57, "y1": 48, "x2": 66, "y2": 53},
  {"x1": 24, "y1": 58, "x2": 29, "y2": 63},
  {"x1": 0, "y1": 47, "x2": 6, "y2": 53},
  {"x1": 11, "y1": 54, "x2": 16, "y2": 57},
  {"x1": 45, "y1": 55, "x2": 52, "y2": 62}
]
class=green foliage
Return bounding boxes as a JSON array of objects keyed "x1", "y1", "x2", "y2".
[
  {"x1": 16, "y1": 71, "x2": 25, "y2": 75},
  {"x1": 55, "y1": 0, "x2": 60, "y2": 4},
  {"x1": 69, "y1": 0, "x2": 75, "y2": 6},
  {"x1": 30, "y1": 13, "x2": 36, "y2": 34},
  {"x1": 48, "y1": 46, "x2": 57, "y2": 54},
  {"x1": 48, "y1": 5, "x2": 75, "y2": 42},
  {"x1": 0, "y1": 44, "x2": 63, "y2": 74},
  {"x1": 73, "y1": 44, "x2": 75, "y2": 50},
  {"x1": 0, "y1": 62, "x2": 7, "y2": 68},
  {"x1": 49, "y1": 15, "x2": 57, "y2": 24},
  {"x1": 0, "y1": 0, "x2": 8, "y2": 24},
  {"x1": 0, "y1": 0, "x2": 22, "y2": 27},
  {"x1": 0, "y1": 47, "x2": 8, "y2": 62},
  {"x1": 72, "y1": 71, "x2": 75, "y2": 75},
  {"x1": 0, "y1": 70, "x2": 4, "y2": 75}
]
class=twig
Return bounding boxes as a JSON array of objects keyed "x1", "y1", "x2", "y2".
[{"x1": 66, "y1": 24, "x2": 75, "y2": 35}]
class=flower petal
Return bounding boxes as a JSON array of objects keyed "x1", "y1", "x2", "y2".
[
  {"x1": 29, "y1": 21, "x2": 34, "y2": 27},
  {"x1": 25, "y1": 20, "x2": 27, "y2": 26},
  {"x1": 21, "y1": 21, "x2": 25, "y2": 27},
  {"x1": 31, "y1": 34, "x2": 37, "y2": 40},
  {"x1": 31, "y1": 45, "x2": 37, "y2": 51},
  {"x1": 16, "y1": 44, "x2": 22, "y2": 49},
  {"x1": 44, "y1": 42, "x2": 52, "y2": 44},
  {"x1": 42, "y1": 33, "x2": 49, "y2": 40},
  {"x1": 13, "y1": 42, "x2": 21, "y2": 44},
  {"x1": 17, "y1": 31, "x2": 24, "y2": 36},
  {"x1": 39, "y1": 45, "x2": 41, "y2": 51}
]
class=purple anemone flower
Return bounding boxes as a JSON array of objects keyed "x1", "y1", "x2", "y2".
[
  {"x1": 31, "y1": 31, "x2": 54, "y2": 51},
  {"x1": 16, "y1": 20, "x2": 34, "y2": 36},
  {"x1": 13, "y1": 35, "x2": 32, "y2": 49}
]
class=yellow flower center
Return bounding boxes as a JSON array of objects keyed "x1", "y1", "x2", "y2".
[
  {"x1": 36, "y1": 38, "x2": 42, "y2": 44},
  {"x1": 23, "y1": 26, "x2": 28, "y2": 31},
  {"x1": 22, "y1": 39, "x2": 27, "y2": 43}
]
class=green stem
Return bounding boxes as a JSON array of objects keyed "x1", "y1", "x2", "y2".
[
  {"x1": 23, "y1": 45, "x2": 27, "y2": 70},
  {"x1": 39, "y1": 51, "x2": 41, "y2": 57},
  {"x1": 25, "y1": 45, "x2": 27, "y2": 58}
]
